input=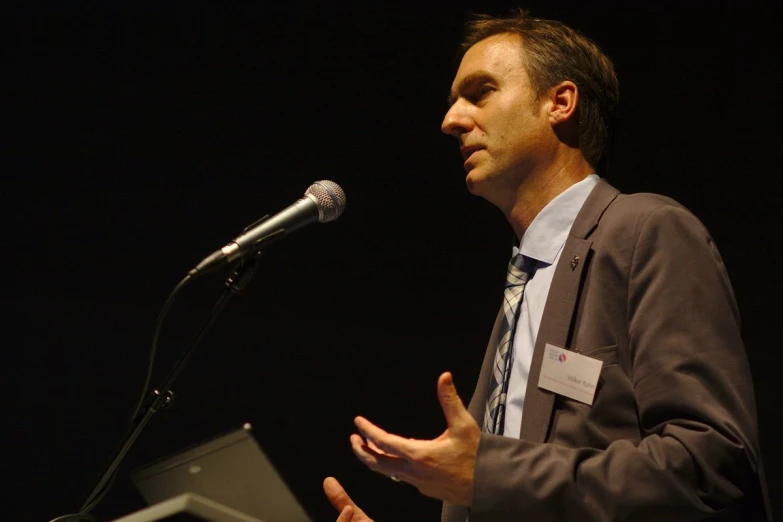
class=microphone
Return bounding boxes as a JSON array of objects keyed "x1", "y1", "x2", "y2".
[{"x1": 190, "y1": 180, "x2": 346, "y2": 276}]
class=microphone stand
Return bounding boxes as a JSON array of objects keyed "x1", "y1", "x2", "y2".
[{"x1": 67, "y1": 254, "x2": 264, "y2": 521}]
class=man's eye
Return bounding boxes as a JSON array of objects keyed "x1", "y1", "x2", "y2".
[
  {"x1": 478, "y1": 86, "x2": 494, "y2": 98},
  {"x1": 465, "y1": 85, "x2": 494, "y2": 104}
]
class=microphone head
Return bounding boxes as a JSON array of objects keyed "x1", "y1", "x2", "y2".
[{"x1": 305, "y1": 180, "x2": 346, "y2": 223}]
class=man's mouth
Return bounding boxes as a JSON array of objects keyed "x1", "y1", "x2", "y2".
[{"x1": 460, "y1": 145, "x2": 484, "y2": 162}]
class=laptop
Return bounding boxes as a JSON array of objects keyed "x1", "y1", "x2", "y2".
[{"x1": 128, "y1": 423, "x2": 312, "y2": 522}]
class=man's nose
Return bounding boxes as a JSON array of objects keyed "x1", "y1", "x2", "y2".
[{"x1": 441, "y1": 101, "x2": 472, "y2": 137}]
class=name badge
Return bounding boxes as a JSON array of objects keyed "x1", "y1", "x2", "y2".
[{"x1": 538, "y1": 343, "x2": 602, "y2": 405}]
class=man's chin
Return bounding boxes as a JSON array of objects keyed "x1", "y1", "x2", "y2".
[
  {"x1": 465, "y1": 171, "x2": 508, "y2": 210},
  {"x1": 465, "y1": 170, "x2": 486, "y2": 196}
]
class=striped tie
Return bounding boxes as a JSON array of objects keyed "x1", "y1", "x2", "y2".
[{"x1": 483, "y1": 253, "x2": 532, "y2": 435}]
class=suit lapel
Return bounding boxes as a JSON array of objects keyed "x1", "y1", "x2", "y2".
[
  {"x1": 518, "y1": 238, "x2": 592, "y2": 441},
  {"x1": 466, "y1": 309, "x2": 503, "y2": 424},
  {"x1": 518, "y1": 180, "x2": 619, "y2": 442}
]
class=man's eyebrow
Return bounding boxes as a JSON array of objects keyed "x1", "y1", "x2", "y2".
[{"x1": 447, "y1": 70, "x2": 494, "y2": 107}]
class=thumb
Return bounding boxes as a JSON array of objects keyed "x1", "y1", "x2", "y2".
[
  {"x1": 324, "y1": 477, "x2": 372, "y2": 521},
  {"x1": 337, "y1": 506, "x2": 355, "y2": 522},
  {"x1": 437, "y1": 372, "x2": 468, "y2": 426},
  {"x1": 323, "y1": 477, "x2": 355, "y2": 512}
]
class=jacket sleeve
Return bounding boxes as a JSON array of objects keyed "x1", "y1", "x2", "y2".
[{"x1": 468, "y1": 205, "x2": 764, "y2": 521}]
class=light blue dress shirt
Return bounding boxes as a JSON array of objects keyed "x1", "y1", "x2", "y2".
[{"x1": 503, "y1": 174, "x2": 600, "y2": 438}]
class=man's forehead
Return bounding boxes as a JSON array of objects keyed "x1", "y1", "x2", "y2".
[
  {"x1": 458, "y1": 33, "x2": 523, "y2": 73},
  {"x1": 448, "y1": 33, "x2": 525, "y2": 99}
]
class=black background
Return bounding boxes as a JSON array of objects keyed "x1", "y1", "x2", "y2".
[{"x1": 5, "y1": 1, "x2": 782, "y2": 521}]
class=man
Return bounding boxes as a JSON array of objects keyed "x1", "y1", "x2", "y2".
[{"x1": 323, "y1": 9, "x2": 771, "y2": 521}]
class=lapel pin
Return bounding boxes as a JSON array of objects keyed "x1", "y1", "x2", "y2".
[{"x1": 570, "y1": 255, "x2": 580, "y2": 270}]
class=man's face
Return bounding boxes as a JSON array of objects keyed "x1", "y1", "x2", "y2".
[{"x1": 442, "y1": 33, "x2": 551, "y2": 208}]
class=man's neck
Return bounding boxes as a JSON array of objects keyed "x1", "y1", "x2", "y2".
[{"x1": 505, "y1": 154, "x2": 594, "y2": 240}]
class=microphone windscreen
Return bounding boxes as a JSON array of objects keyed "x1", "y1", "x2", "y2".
[{"x1": 306, "y1": 180, "x2": 346, "y2": 223}]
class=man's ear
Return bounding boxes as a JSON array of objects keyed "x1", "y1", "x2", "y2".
[{"x1": 548, "y1": 80, "x2": 578, "y2": 125}]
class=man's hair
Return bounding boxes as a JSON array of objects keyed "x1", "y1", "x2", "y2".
[{"x1": 461, "y1": 9, "x2": 619, "y2": 169}]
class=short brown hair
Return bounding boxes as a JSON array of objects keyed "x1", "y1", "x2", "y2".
[{"x1": 461, "y1": 9, "x2": 619, "y2": 169}]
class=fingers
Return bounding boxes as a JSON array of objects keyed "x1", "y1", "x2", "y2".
[
  {"x1": 354, "y1": 417, "x2": 418, "y2": 459},
  {"x1": 366, "y1": 437, "x2": 386, "y2": 455},
  {"x1": 351, "y1": 433, "x2": 398, "y2": 467},
  {"x1": 323, "y1": 477, "x2": 355, "y2": 512},
  {"x1": 437, "y1": 372, "x2": 469, "y2": 428},
  {"x1": 351, "y1": 433, "x2": 411, "y2": 481}
]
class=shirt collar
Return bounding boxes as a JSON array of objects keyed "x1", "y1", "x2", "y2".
[{"x1": 513, "y1": 174, "x2": 600, "y2": 265}]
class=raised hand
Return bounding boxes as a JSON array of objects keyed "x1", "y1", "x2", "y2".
[{"x1": 350, "y1": 372, "x2": 480, "y2": 506}]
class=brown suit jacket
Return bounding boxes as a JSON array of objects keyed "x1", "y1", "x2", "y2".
[{"x1": 442, "y1": 180, "x2": 771, "y2": 522}]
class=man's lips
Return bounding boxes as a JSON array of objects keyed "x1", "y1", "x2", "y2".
[{"x1": 460, "y1": 145, "x2": 484, "y2": 161}]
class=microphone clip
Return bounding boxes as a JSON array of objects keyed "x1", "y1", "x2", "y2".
[{"x1": 225, "y1": 254, "x2": 262, "y2": 293}]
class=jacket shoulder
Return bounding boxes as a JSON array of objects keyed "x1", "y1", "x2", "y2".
[{"x1": 601, "y1": 190, "x2": 708, "y2": 235}]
